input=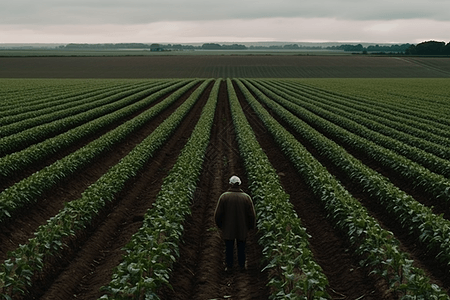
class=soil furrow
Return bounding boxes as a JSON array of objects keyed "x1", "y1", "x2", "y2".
[
  {"x1": 320, "y1": 140, "x2": 450, "y2": 290},
  {"x1": 4, "y1": 78, "x2": 448, "y2": 299},
  {"x1": 266, "y1": 95, "x2": 450, "y2": 291},
  {"x1": 159, "y1": 81, "x2": 269, "y2": 300},
  {"x1": 263, "y1": 97, "x2": 449, "y2": 292},
  {"x1": 0, "y1": 83, "x2": 198, "y2": 264},
  {"x1": 34, "y1": 81, "x2": 212, "y2": 299},
  {"x1": 235, "y1": 83, "x2": 393, "y2": 300},
  {"x1": 0, "y1": 82, "x2": 174, "y2": 191}
]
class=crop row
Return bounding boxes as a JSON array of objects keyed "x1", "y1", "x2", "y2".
[
  {"x1": 267, "y1": 79, "x2": 450, "y2": 148},
  {"x1": 0, "y1": 79, "x2": 211, "y2": 298},
  {"x1": 0, "y1": 81, "x2": 181, "y2": 155},
  {"x1": 228, "y1": 79, "x2": 330, "y2": 299},
  {"x1": 0, "y1": 79, "x2": 137, "y2": 114},
  {"x1": 248, "y1": 80, "x2": 450, "y2": 204},
  {"x1": 299, "y1": 79, "x2": 450, "y2": 123},
  {"x1": 0, "y1": 81, "x2": 148, "y2": 124},
  {"x1": 264, "y1": 79, "x2": 450, "y2": 159},
  {"x1": 290, "y1": 80, "x2": 450, "y2": 131},
  {"x1": 102, "y1": 78, "x2": 330, "y2": 299},
  {"x1": 246, "y1": 79, "x2": 450, "y2": 261},
  {"x1": 0, "y1": 80, "x2": 190, "y2": 181},
  {"x1": 236, "y1": 79, "x2": 449, "y2": 299},
  {"x1": 1, "y1": 78, "x2": 449, "y2": 299},
  {"x1": 0, "y1": 79, "x2": 104, "y2": 110},
  {"x1": 100, "y1": 79, "x2": 220, "y2": 299},
  {"x1": 0, "y1": 79, "x2": 198, "y2": 224}
]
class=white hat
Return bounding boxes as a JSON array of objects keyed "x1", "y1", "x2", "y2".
[{"x1": 229, "y1": 176, "x2": 241, "y2": 185}]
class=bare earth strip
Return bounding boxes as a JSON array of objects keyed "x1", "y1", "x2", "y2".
[
  {"x1": 242, "y1": 83, "x2": 450, "y2": 295},
  {"x1": 2, "y1": 77, "x2": 450, "y2": 299},
  {"x1": 0, "y1": 85, "x2": 193, "y2": 263},
  {"x1": 158, "y1": 81, "x2": 270, "y2": 300},
  {"x1": 0, "y1": 82, "x2": 209, "y2": 299},
  {"x1": 233, "y1": 83, "x2": 393, "y2": 300},
  {"x1": 0, "y1": 83, "x2": 172, "y2": 191},
  {"x1": 1, "y1": 55, "x2": 450, "y2": 78},
  {"x1": 38, "y1": 83, "x2": 213, "y2": 299}
]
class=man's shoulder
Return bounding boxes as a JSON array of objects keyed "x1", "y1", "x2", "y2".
[{"x1": 220, "y1": 190, "x2": 251, "y2": 200}]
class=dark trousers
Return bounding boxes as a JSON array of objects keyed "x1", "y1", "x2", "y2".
[{"x1": 225, "y1": 239, "x2": 246, "y2": 268}]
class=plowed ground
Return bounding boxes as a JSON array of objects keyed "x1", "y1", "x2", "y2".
[
  {"x1": 1, "y1": 55, "x2": 450, "y2": 78},
  {"x1": 1, "y1": 80, "x2": 448, "y2": 299}
]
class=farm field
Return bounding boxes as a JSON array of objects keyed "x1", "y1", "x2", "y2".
[
  {"x1": 1, "y1": 55, "x2": 450, "y2": 78},
  {"x1": 1, "y1": 77, "x2": 450, "y2": 300}
]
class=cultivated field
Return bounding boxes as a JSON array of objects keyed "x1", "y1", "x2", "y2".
[
  {"x1": 2, "y1": 52, "x2": 450, "y2": 299},
  {"x1": 1, "y1": 75, "x2": 450, "y2": 299},
  {"x1": 1, "y1": 55, "x2": 450, "y2": 78}
]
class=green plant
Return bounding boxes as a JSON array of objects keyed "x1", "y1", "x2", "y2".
[{"x1": 236, "y1": 78, "x2": 449, "y2": 299}]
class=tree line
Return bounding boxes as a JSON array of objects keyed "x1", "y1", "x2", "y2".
[
  {"x1": 60, "y1": 41, "x2": 450, "y2": 55},
  {"x1": 327, "y1": 44, "x2": 412, "y2": 53},
  {"x1": 405, "y1": 41, "x2": 450, "y2": 55},
  {"x1": 61, "y1": 43, "x2": 151, "y2": 49}
]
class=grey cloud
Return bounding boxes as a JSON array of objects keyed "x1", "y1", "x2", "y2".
[{"x1": 2, "y1": 0, "x2": 449, "y2": 25}]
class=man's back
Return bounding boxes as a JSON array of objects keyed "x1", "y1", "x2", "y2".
[
  {"x1": 214, "y1": 186, "x2": 255, "y2": 241},
  {"x1": 214, "y1": 176, "x2": 256, "y2": 271}
]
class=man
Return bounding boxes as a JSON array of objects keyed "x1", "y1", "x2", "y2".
[{"x1": 214, "y1": 175, "x2": 256, "y2": 272}]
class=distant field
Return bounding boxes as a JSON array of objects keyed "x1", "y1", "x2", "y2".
[
  {"x1": 0, "y1": 49, "x2": 346, "y2": 57},
  {"x1": 1, "y1": 55, "x2": 450, "y2": 78}
]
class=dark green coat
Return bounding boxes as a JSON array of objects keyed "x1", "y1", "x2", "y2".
[{"x1": 214, "y1": 186, "x2": 256, "y2": 241}]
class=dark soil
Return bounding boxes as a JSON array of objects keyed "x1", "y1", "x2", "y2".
[
  {"x1": 238, "y1": 81, "x2": 450, "y2": 295},
  {"x1": 0, "y1": 81, "x2": 205, "y2": 299},
  {"x1": 1, "y1": 56, "x2": 450, "y2": 78},
  {"x1": 158, "y1": 80, "x2": 270, "y2": 300},
  {"x1": 233, "y1": 82, "x2": 394, "y2": 300},
  {"x1": 38, "y1": 82, "x2": 211, "y2": 300},
  {"x1": 2, "y1": 78, "x2": 449, "y2": 299},
  {"x1": 0, "y1": 83, "x2": 198, "y2": 262}
]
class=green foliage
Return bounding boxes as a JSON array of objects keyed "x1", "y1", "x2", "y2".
[
  {"x1": 228, "y1": 79, "x2": 330, "y2": 299},
  {"x1": 99, "y1": 79, "x2": 219, "y2": 299},
  {"x1": 0, "y1": 80, "x2": 195, "y2": 224},
  {"x1": 236, "y1": 78, "x2": 450, "y2": 299},
  {"x1": 244, "y1": 79, "x2": 450, "y2": 272},
  {"x1": 406, "y1": 40, "x2": 450, "y2": 55},
  {"x1": 2, "y1": 77, "x2": 450, "y2": 298},
  {"x1": 0, "y1": 79, "x2": 210, "y2": 298}
]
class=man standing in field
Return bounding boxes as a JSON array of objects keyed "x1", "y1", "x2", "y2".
[{"x1": 214, "y1": 175, "x2": 256, "y2": 272}]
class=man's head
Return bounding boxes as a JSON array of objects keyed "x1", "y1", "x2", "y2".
[{"x1": 229, "y1": 175, "x2": 241, "y2": 186}]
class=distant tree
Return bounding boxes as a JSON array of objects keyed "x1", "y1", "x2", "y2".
[
  {"x1": 443, "y1": 42, "x2": 450, "y2": 55},
  {"x1": 150, "y1": 44, "x2": 163, "y2": 51},
  {"x1": 222, "y1": 44, "x2": 247, "y2": 50},
  {"x1": 405, "y1": 45, "x2": 416, "y2": 55},
  {"x1": 406, "y1": 40, "x2": 448, "y2": 55},
  {"x1": 269, "y1": 45, "x2": 283, "y2": 49},
  {"x1": 350, "y1": 44, "x2": 364, "y2": 52},
  {"x1": 327, "y1": 44, "x2": 364, "y2": 52},
  {"x1": 200, "y1": 43, "x2": 246, "y2": 50},
  {"x1": 283, "y1": 44, "x2": 300, "y2": 49},
  {"x1": 63, "y1": 43, "x2": 150, "y2": 49},
  {"x1": 419, "y1": 41, "x2": 445, "y2": 55},
  {"x1": 366, "y1": 44, "x2": 411, "y2": 53},
  {"x1": 202, "y1": 43, "x2": 222, "y2": 49}
]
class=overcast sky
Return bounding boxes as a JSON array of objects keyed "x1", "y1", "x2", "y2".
[{"x1": 1, "y1": 0, "x2": 449, "y2": 44}]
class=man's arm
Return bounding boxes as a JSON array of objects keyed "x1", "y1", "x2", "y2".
[
  {"x1": 246, "y1": 196, "x2": 256, "y2": 230},
  {"x1": 214, "y1": 197, "x2": 223, "y2": 229}
]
